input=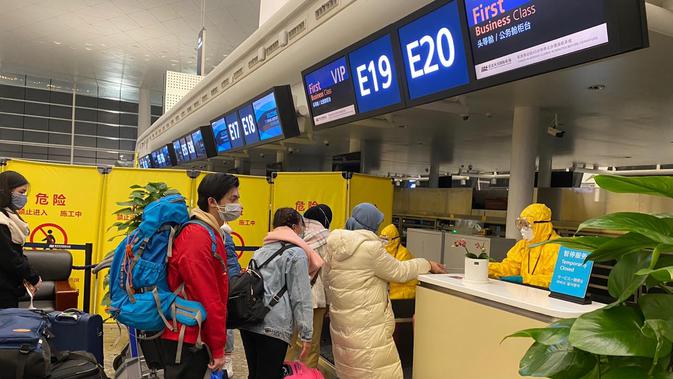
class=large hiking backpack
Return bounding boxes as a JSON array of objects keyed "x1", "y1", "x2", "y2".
[
  {"x1": 227, "y1": 243, "x2": 295, "y2": 329},
  {"x1": 108, "y1": 195, "x2": 221, "y2": 362}
]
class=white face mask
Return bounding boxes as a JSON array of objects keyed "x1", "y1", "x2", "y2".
[
  {"x1": 217, "y1": 203, "x2": 243, "y2": 222},
  {"x1": 521, "y1": 227, "x2": 534, "y2": 242}
]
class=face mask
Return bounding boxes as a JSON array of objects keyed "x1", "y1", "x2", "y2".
[
  {"x1": 217, "y1": 203, "x2": 242, "y2": 222},
  {"x1": 11, "y1": 192, "x2": 27, "y2": 210},
  {"x1": 521, "y1": 227, "x2": 534, "y2": 242}
]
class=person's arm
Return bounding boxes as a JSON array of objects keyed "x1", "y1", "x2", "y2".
[
  {"x1": 0, "y1": 225, "x2": 39, "y2": 284},
  {"x1": 488, "y1": 241, "x2": 525, "y2": 279},
  {"x1": 224, "y1": 233, "x2": 241, "y2": 277},
  {"x1": 373, "y1": 242, "x2": 432, "y2": 283},
  {"x1": 177, "y1": 227, "x2": 228, "y2": 359},
  {"x1": 286, "y1": 249, "x2": 313, "y2": 342}
]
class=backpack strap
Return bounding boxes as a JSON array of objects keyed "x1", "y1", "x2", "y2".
[
  {"x1": 180, "y1": 219, "x2": 226, "y2": 271},
  {"x1": 254, "y1": 243, "x2": 296, "y2": 308}
]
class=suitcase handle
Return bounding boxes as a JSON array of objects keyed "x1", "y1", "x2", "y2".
[{"x1": 54, "y1": 309, "x2": 82, "y2": 322}]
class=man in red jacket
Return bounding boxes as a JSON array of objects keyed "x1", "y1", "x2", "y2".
[{"x1": 160, "y1": 173, "x2": 241, "y2": 378}]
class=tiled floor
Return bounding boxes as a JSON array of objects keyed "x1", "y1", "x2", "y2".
[{"x1": 103, "y1": 323, "x2": 249, "y2": 378}]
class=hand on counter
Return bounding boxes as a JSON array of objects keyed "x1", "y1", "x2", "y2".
[{"x1": 429, "y1": 261, "x2": 447, "y2": 274}]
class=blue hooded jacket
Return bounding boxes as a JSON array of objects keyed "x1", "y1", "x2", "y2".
[{"x1": 224, "y1": 233, "x2": 241, "y2": 277}]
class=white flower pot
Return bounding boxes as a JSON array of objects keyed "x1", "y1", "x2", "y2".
[{"x1": 463, "y1": 257, "x2": 489, "y2": 284}]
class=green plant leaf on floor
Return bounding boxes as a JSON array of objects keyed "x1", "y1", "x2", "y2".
[
  {"x1": 595, "y1": 175, "x2": 673, "y2": 199},
  {"x1": 505, "y1": 319, "x2": 575, "y2": 346},
  {"x1": 569, "y1": 306, "x2": 659, "y2": 358},
  {"x1": 579, "y1": 213, "x2": 673, "y2": 245},
  {"x1": 519, "y1": 341, "x2": 596, "y2": 379}
]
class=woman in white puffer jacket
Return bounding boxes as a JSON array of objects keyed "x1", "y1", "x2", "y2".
[{"x1": 324, "y1": 203, "x2": 446, "y2": 379}]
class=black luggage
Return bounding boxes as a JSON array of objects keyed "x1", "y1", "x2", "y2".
[
  {"x1": 50, "y1": 351, "x2": 108, "y2": 379},
  {"x1": 0, "y1": 308, "x2": 53, "y2": 379},
  {"x1": 48, "y1": 309, "x2": 104, "y2": 364}
]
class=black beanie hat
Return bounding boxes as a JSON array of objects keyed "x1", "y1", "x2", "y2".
[
  {"x1": 0, "y1": 171, "x2": 29, "y2": 209},
  {"x1": 304, "y1": 204, "x2": 333, "y2": 229}
]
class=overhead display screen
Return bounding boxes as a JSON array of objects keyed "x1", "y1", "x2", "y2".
[
  {"x1": 225, "y1": 112, "x2": 245, "y2": 149},
  {"x1": 238, "y1": 104, "x2": 260, "y2": 145},
  {"x1": 465, "y1": 0, "x2": 609, "y2": 79},
  {"x1": 138, "y1": 155, "x2": 152, "y2": 169},
  {"x1": 191, "y1": 130, "x2": 208, "y2": 159},
  {"x1": 211, "y1": 117, "x2": 233, "y2": 153},
  {"x1": 253, "y1": 92, "x2": 284, "y2": 141},
  {"x1": 348, "y1": 34, "x2": 403, "y2": 114},
  {"x1": 151, "y1": 146, "x2": 172, "y2": 168},
  {"x1": 173, "y1": 140, "x2": 185, "y2": 164},
  {"x1": 398, "y1": 0, "x2": 471, "y2": 101},
  {"x1": 304, "y1": 57, "x2": 357, "y2": 126}
]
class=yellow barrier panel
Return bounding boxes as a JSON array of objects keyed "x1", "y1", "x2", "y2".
[
  {"x1": 193, "y1": 173, "x2": 271, "y2": 268},
  {"x1": 4, "y1": 160, "x2": 104, "y2": 310},
  {"x1": 272, "y1": 172, "x2": 349, "y2": 230},
  {"x1": 349, "y1": 173, "x2": 394, "y2": 232},
  {"x1": 93, "y1": 168, "x2": 194, "y2": 316}
]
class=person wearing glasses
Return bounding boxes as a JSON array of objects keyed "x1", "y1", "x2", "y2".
[{"x1": 488, "y1": 203, "x2": 560, "y2": 288}]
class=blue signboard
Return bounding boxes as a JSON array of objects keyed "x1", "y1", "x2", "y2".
[
  {"x1": 211, "y1": 117, "x2": 232, "y2": 153},
  {"x1": 549, "y1": 246, "x2": 594, "y2": 299},
  {"x1": 238, "y1": 104, "x2": 260, "y2": 145},
  {"x1": 348, "y1": 34, "x2": 403, "y2": 114},
  {"x1": 225, "y1": 112, "x2": 245, "y2": 149},
  {"x1": 253, "y1": 92, "x2": 283, "y2": 141},
  {"x1": 191, "y1": 130, "x2": 207, "y2": 159},
  {"x1": 397, "y1": 0, "x2": 470, "y2": 100},
  {"x1": 304, "y1": 56, "x2": 357, "y2": 126}
]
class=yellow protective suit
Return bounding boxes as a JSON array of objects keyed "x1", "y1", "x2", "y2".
[
  {"x1": 489, "y1": 203, "x2": 560, "y2": 288},
  {"x1": 381, "y1": 224, "x2": 418, "y2": 300}
]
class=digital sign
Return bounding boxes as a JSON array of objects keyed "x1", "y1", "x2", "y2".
[
  {"x1": 398, "y1": 0, "x2": 471, "y2": 100},
  {"x1": 191, "y1": 130, "x2": 208, "y2": 159},
  {"x1": 237, "y1": 104, "x2": 260, "y2": 145},
  {"x1": 170, "y1": 126, "x2": 217, "y2": 165},
  {"x1": 151, "y1": 145, "x2": 173, "y2": 168},
  {"x1": 173, "y1": 140, "x2": 185, "y2": 164},
  {"x1": 185, "y1": 134, "x2": 197, "y2": 160},
  {"x1": 225, "y1": 112, "x2": 245, "y2": 149},
  {"x1": 138, "y1": 155, "x2": 152, "y2": 169},
  {"x1": 212, "y1": 117, "x2": 232, "y2": 153},
  {"x1": 465, "y1": 0, "x2": 609, "y2": 79},
  {"x1": 303, "y1": 57, "x2": 357, "y2": 126},
  {"x1": 253, "y1": 92, "x2": 284, "y2": 141},
  {"x1": 348, "y1": 34, "x2": 403, "y2": 114}
]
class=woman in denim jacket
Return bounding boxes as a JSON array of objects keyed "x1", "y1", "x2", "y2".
[{"x1": 239, "y1": 208, "x2": 321, "y2": 379}]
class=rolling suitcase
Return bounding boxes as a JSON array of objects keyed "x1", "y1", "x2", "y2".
[
  {"x1": 48, "y1": 309, "x2": 104, "y2": 364},
  {"x1": 50, "y1": 351, "x2": 108, "y2": 379}
]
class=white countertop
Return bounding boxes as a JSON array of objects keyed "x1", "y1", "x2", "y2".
[{"x1": 419, "y1": 274, "x2": 605, "y2": 319}]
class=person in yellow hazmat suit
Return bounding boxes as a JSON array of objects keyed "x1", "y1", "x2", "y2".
[
  {"x1": 380, "y1": 224, "x2": 418, "y2": 299},
  {"x1": 489, "y1": 203, "x2": 560, "y2": 288}
]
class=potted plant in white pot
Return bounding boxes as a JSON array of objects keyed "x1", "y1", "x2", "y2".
[{"x1": 455, "y1": 240, "x2": 490, "y2": 283}]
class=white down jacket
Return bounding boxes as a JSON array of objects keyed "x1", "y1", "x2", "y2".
[{"x1": 325, "y1": 229, "x2": 431, "y2": 379}]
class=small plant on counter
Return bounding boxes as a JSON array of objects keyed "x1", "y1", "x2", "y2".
[
  {"x1": 506, "y1": 175, "x2": 673, "y2": 378},
  {"x1": 455, "y1": 239, "x2": 488, "y2": 259}
]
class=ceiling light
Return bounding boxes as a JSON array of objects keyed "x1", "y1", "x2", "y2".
[
  {"x1": 85, "y1": 47, "x2": 92, "y2": 51},
  {"x1": 587, "y1": 84, "x2": 606, "y2": 91},
  {"x1": 53, "y1": 41, "x2": 62, "y2": 45}
]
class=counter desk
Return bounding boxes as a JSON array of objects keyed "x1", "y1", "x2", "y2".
[{"x1": 413, "y1": 274, "x2": 604, "y2": 379}]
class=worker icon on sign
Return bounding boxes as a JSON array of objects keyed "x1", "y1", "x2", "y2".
[{"x1": 42, "y1": 229, "x2": 57, "y2": 248}]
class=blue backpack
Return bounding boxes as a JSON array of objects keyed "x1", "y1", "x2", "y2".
[{"x1": 108, "y1": 195, "x2": 223, "y2": 362}]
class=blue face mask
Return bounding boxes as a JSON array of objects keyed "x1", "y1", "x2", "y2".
[{"x1": 11, "y1": 192, "x2": 27, "y2": 210}]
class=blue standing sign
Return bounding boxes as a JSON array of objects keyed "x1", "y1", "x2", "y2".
[
  {"x1": 348, "y1": 34, "x2": 403, "y2": 114},
  {"x1": 549, "y1": 246, "x2": 594, "y2": 300},
  {"x1": 397, "y1": 0, "x2": 471, "y2": 100}
]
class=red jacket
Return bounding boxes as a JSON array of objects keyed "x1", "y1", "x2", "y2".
[{"x1": 162, "y1": 223, "x2": 228, "y2": 358}]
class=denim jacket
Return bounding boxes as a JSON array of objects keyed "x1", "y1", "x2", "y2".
[
  {"x1": 240, "y1": 242, "x2": 313, "y2": 344},
  {"x1": 224, "y1": 232, "x2": 241, "y2": 277}
]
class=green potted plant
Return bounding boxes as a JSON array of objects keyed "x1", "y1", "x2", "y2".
[
  {"x1": 455, "y1": 239, "x2": 489, "y2": 283},
  {"x1": 99, "y1": 182, "x2": 179, "y2": 306},
  {"x1": 507, "y1": 175, "x2": 673, "y2": 378}
]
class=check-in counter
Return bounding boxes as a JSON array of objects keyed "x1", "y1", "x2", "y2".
[{"x1": 413, "y1": 274, "x2": 604, "y2": 379}]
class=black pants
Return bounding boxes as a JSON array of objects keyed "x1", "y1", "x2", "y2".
[
  {"x1": 149, "y1": 339, "x2": 210, "y2": 379},
  {"x1": 240, "y1": 330, "x2": 288, "y2": 379}
]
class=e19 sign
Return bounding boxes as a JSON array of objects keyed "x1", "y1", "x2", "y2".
[
  {"x1": 398, "y1": 0, "x2": 470, "y2": 100},
  {"x1": 348, "y1": 34, "x2": 402, "y2": 114}
]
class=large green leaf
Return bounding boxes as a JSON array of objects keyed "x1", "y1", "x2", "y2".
[
  {"x1": 647, "y1": 254, "x2": 673, "y2": 288},
  {"x1": 579, "y1": 213, "x2": 673, "y2": 245},
  {"x1": 601, "y1": 366, "x2": 673, "y2": 379},
  {"x1": 129, "y1": 184, "x2": 143, "y2": 189},
  {"x1": 112, "y1": 207, "x2": 134, "y2": 216},
  {"x1": 505, "y1": 319, "x2": 575, "y2": 346},
  {"x1": 588, "y1": 233, "x2": 657, "y2": 263},
  {"x1": 569, "y1": 306, "x2": 658, "y2": 357},
  {"x1": 637, "y1": 266, "x2": 673, "y2": 284},
  {"x1": 643, "y1": 319, "x2": 673, "y2": 346},
  {"x1": 531, "y1": 236, "x2": 612, "y2": 250},
  {"x1": 609, "y1": 252, "x2": 650, "y2": 301},
  {"x1": 519, "y1": 342, "x2": 596, "y2": 378},
  {"x1": 640, "y1": 294, "x2": 673, "y2": 321},
  {"x1": 576, "y1": 364, "x2": 600, "y2": 379},
  {"x1": 595, "y1": 175, "x2": 673, "y2": 199}
]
